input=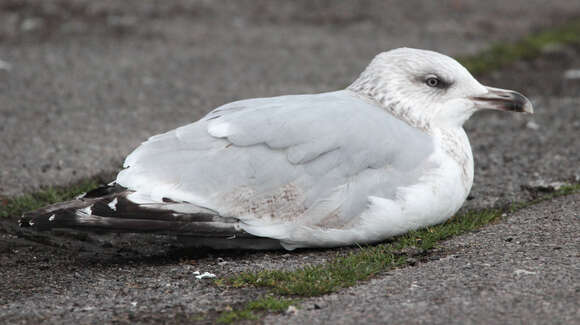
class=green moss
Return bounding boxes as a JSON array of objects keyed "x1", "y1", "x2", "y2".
[
  {"x1": 460, "y1": 19, "x2": 580, "y2": 75},
  {"x1": 217, "y1": 309, "x2": 258, "y2": 324},
  {"x1": 400, "y1": 208, "x2": 501, "y2": 251},
  {"x1": 509, "y1": 183, "x2": 580, "y2": 212},
  {"x1": 217, "y1": 296, "x2": 298, "y2": 324},
  {"x1": 226, "y1": 208, "x2": 500, "y2": 296},
  {"x1": 0, "y1": 178, "x2": 100, "y2": 219},
  {"x1": 230, "y1": 245, "x2": 405, "y2": 296}
]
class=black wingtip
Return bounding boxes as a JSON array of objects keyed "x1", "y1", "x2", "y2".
[
  {"x1": 19, "y1": 210, "x2": 62, "y2": 231},
  {"x1": 18, "y1": 216, "x2": 32, "y2": 228},
  {"x1": 16, "y1": 184, "x2": 257, "y2": 243},
  {"x1": 83, "y1": 183, "x2": 125, "y2": 198},
  {"x1": 17, "y1": 184, "x2": 126, "y2": 231}
]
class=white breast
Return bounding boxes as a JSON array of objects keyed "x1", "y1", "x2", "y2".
[
  {"x1": 345, "y1": 127, "x2": 473, "y2": 242},
  {"x1": 245, "y1": 127, "x2": 474, "y2": 250}
]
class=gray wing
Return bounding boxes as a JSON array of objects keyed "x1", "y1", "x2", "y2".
[{"x1": 116, "y1": 90, "x2": 434, "y2": 229}]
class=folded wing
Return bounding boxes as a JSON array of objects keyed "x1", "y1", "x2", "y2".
[{"x1": 116, "y1": 90, "x2": 434, "y2": 234}]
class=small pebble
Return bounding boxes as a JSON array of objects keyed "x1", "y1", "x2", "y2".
[
  {"x1": 195, "y1": 272, "x2": 216, "y2": 279},
  {"x1": 285, "y1": 305, "x2": 298, "y2": 315}
]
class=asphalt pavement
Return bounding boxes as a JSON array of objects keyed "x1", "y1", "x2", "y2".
[{"x1": 1, "y1": 1, "x2": 579, "y2": 324}]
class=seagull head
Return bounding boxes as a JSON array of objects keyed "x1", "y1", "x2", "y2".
[{"x1": 348, "y1": 47, "x2": 533, "y2": 129}]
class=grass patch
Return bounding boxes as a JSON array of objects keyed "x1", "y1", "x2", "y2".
[
  {"x1": 226, "y1": 208, "x2": 500, "y2": 296},
  {"x1": 398, "y1": 208, "x2": 500, "y2": 251},
  {"x1": 509, "y1": 183, "x2": 580, "y2": 212},
  {"x1": 217, "y1": 296, "x2": 298, "y2": 324},
  {"x1": 225, "y1": 184, "x2": 579, "y2": 297},
  {"x1": 459, "y1": 19, "x2": 580, "y2": 75},
  {"x1": 230, "y1": 244, "x2": 407, "y2": 296},
  {"x1": 0, "y1": 178, "x2": 100, "y2": 219}
]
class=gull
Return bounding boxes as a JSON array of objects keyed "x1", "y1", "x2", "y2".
[{"x1": 20, "y1": 48, "x2": 532, "y2": 250}]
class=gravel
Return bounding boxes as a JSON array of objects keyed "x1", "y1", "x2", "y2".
[{"x1": 1, "y1": 1, "x2": 580, "y2": 324}]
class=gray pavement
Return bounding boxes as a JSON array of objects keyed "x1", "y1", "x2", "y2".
[
  {"x1": 1, "y1": 1, "x2": 580, "y2": 324},
  {"x1": 267, "y1": 192, "x2": 580, "y2": 325}
]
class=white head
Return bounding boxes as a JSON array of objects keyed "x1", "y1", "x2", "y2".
[{"x1": 348, "y1": 48, "x2": 532, "y2": 130}]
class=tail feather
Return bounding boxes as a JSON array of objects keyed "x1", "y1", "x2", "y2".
[{"x1": 18, "y1": 184, "x2": 253, "y2": 238}]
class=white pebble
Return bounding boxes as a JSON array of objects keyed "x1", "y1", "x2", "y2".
[
  {"x1": 526, "y1": 120, "x2": 540, "y2": 130},
  {"x1": 285, "y1": 305, "x2": 299, "y2": 315},
  {"x1": 514, "y1": 269, "x2": 536, "y2": 276},
  {"x1": 195, "y1": 272, "x2": 216, "y2": 279},
  {"x1": 0, "y1": 59, "x2": 11, "y2": 71},
  {"x1": 563, "y1": 69, "x2": 580, "y2": 80}
]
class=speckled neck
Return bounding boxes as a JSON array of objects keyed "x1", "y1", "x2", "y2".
[{"x1": 347, "y1": 58, "x2": 432, "y2": 131}]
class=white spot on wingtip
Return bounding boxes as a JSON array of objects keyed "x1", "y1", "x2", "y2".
[
  {"x1": 108, "y1": 198, "x2": 118, "y2": 211},
  {"x1": 77, "y1": 205, "x2": 93, "y2": 216},
  {"x1": 75, "y1": 204, "x2": 101, "y2": 224},
  {"x1": 29, "y1": 220, "x2": 35, "y2": 226},
  {"x1": 48, "y1": 214, "x2": 55, "y2": 222},
  {"x1": 75, "y1": 192, "x2": 86, "y2": 200}
]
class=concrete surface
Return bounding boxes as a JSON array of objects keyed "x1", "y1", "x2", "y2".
[
  {"x1": 267, "y1": 193, "x2": 580, "y2": 325},
  {"x1": 1, "y1": 1, "x2": 580, "y2": 324}
]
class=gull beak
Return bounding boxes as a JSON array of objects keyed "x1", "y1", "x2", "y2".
[{"x1": 471, "y1": 86, "x2": 533, "y2": 114}]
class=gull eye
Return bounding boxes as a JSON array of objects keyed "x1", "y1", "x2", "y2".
[{"x1": 425, "y1": 76, "x2": 440, "y2": 88}]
